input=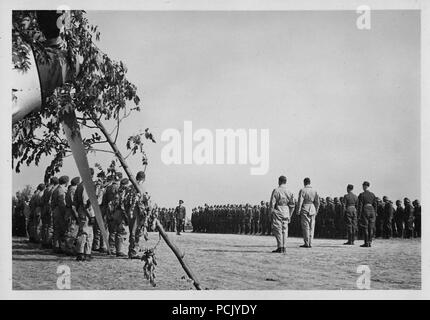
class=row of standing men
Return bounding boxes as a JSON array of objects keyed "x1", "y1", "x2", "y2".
[
  {"x1": 15, "y1": 169, "x2": 153, "y2": 261},
  {"x1": 189, "y1": 190, "x2": 421, "y2": 240}
]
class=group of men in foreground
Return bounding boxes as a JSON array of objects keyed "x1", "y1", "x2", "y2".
[{"x1": 13, "y1": 169, "x2": 151, "y2": 261}]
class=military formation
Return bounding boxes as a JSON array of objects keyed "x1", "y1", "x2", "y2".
[
  {"x1": 12, "y1": 168, "x2": 161, "y2": 261},
  {"x1": 12, "y1": 173, "x2": 421, "y2": 257},
  {"x1": 189, "y1": 178, "x2": 421, "y2": 250},
  {"x1": 189, "y1": 196, "x2": 421, "y2": 239}
]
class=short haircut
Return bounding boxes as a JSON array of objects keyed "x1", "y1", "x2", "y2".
[
  {"x1": 278, "y1": 176, "x2": 287, "y2": 185},
  {"x1": 304, "y1": 177, "x2": 311, "y2": 185}
]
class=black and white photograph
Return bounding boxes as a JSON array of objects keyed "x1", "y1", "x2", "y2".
[{"x1": 1, "y1": 0, "x2": 429, "y2": 300}]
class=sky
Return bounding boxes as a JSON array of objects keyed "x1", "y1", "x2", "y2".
[{"x1": 12, "y1": 10, "x2": 420, "y2": 214}]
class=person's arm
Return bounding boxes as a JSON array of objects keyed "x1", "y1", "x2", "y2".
[
  {"x1": 314, "y1": 192, "x2": 320, "y2": 213},
  {"x1": 70, "y1": 188, "x2": 79, "y2": 220},
  {"x1": 58, "y1": 189, "x2": 66, "y2": 209},
  {"x1": 269, "y1": 189, "x2": 277, "y2": 214},
  {"x1": 297, "y1": 189, "x2": 304, "y2": 215}
]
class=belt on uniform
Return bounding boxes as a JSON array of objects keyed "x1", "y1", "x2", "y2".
[{"x1": 364, "y1": 204, "x2": 373, "y2": 207}]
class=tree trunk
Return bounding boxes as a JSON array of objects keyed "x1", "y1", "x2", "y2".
[{"x1": 95, "y1": 119, "x2": 202, "y2": 290}]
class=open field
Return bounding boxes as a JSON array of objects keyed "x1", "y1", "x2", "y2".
[{"x1": 12, "y1": 233, "x2": 420, "y2": 290}]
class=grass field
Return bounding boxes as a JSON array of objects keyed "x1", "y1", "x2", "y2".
[{"x1": 12, "y1": 232, "x2": 421, "y2": 290}]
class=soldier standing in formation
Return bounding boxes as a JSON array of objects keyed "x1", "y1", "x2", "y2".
[
  {"x1": 74, "y1": 171, "x2": 96, "y2": 261},
  {"x1": 382, "y1": 196, "x2": 394, "y2": 239},
  {"x1": 107, "y1": 178, "x2": 129, "y2": 257},
  {"x1": 64, "y1": 177, "x2": 80, "y2": 255},
  {"x1": 343, "y1": 184, "x2": 358, "y2": 245},
  {"x1": 403, "y1": 198, "x2": 415, "y2": 238},
  {"x1": 127, "y1": 171, "x2": 149, "y2": 259},
  {"x1": 269, "y1": 176, "x2": 296, "y2": 253},
  {"x1": 52, "y1": 176, "x2": 69, "y2": 253},
  {"x1": 41, "y1": 177, "x2": 58, "y2": 248},
  {"x1": 358, "y1": 181, "x2": 377, "y2": 247},
  {"x1": 297, "y1": 178, "x2": 319, "y2": 248},
  {"x1": 28, "y1": 183, "x2": 45, "y2": 243},
  {"x1": 413, "y1": 200, "x2": 421, "y2": 237},
  {"x1": 175, "y1": 200, "x2": 186, "y2": 235}
]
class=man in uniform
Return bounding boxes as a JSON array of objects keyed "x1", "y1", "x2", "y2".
[
  {"x1": 375, "y1": 198, "x2": 384, "y2": 238},
  {"x1": 403, "y1": 198, "x2": 415, "y2": 239},
  {"x1": 394, "y1": 200, "x2": 404, "y2": 238},
  {"x1": 358, "y1": 181, "x2": 377, "y2": 247},
  {"x1": 297, "y1": 177, "x2": 319, "y2": 248},
  {"x1": 74, "y1": 170, "x2": 96, "y2": 261},
  {"x1": 382, "y1": 196, "x2": 394, "y2": 239},
  {"x1": 259, "y1": 201, "x2": 267, "y2": 235},
  {"x1": 94, "y1": 174, "x2": 115, "y2": 253},
  {"x1": 64, "y1": 177, "x2": 80, "y2": 255},
  {"x1": 51, "y1": 176, "x2": 69, "y2": 253},
  {"x1": 41, "y1": 177, "x2": 58, "y2": 248},
  {"x1": 325, "y1": 197, "x2": 336, "y2": 238},
  {"x1": 108, "y1": 178, "x2": 129, "y2": 257},
  {"x1": 127, "y1": 171, "x2": 150, "y2": 258},
  {"x1": 343, "y1": 184, "x2": 358, "y2": 245},
  {"x1": 413, "y1": 199, "x2": 421, "y2": 238},
  {"x1": 28, "y1": 183, "x2": 45, "y2": 243},
  {"x1": 269, "y1": 175, "x2": 296, "y2": 253},
  {"x1": 175, "y1": 200, "x2": 186, "y2": 235},
  {"x1": 334, "y1": 197, "x2": 344, "y2": 239},
  {"x1": 252, "y1": 204, "x2": 260, "y2": 234}
]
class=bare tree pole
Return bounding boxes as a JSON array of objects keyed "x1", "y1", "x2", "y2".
[{"x1": 94, "y1": 118, "x2": 202, "y2": 290}]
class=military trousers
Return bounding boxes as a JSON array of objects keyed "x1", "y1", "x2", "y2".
[
  {"x1": 108, "y1": 209, "x2": 128, "y2": 255},
  {"x1": 28, "y1": 207, "x2": 42, "y2": 243},
  {"x1": 300, "y1": 213, "x2": 315, "y2": 247},
  {"x1": 52, "y1": 207, "x2": 67, "y2": 250},
  {"x1": 344, "y1": 206, "x2": 357, "y2": 243},
  {"x1": 359, "y1": 205, "x2": 376, "y2": 244},
  {"x1": 272, "y1": 212, "x2": 289, "y2": 249},
  {"x1": 92, "y1": 206, "x2": 108, "y2": 251},
  {"x1": 75, "y1": 208, "x2": 94, "y2": 255},
  {"x1": 64, "y1": 208, "x2": 79, "y2": 255},
  {"x1": 128, "y1": 213, "x2": 142, "y2": 256},
  {"x1": 41, "y1": 206, "x2": 53, "y2": 247}
]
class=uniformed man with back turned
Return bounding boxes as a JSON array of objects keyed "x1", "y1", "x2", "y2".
[
  {"x1": 357, "y1": 181, "x2": 377, "y2": 247},
  {"x1": 343, "y1": 184, "x2": 358, "y2": 245},
  {"x1": 297, "y1": 177, "x2": 319, "y2": 248},
  {"x1": 269, "y1": 175, "x2": 296, "y2": 253}
]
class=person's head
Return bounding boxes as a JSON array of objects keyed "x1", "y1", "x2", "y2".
[
  {"x1": 362, "y1": 181, "x2": 370, "y2": 191},
  {"x1": 37, "y1": 183, "x2": 45, "y2": 192},
  {"x1": 414, "y1": 199, "x2": 420, "y2": 207},
  {"x1": 382, "y1": 196, "x2": 388, "y2": 203},
  {"x1": 404, "y1": 197, "x2": 410, "y2": 205},
  {"x1": 71, "y1": 177, "x2": 80, "y2": 186},
  {"x1": 59, "y1": 175, "x2": 69, "y2": 186},
  {"x1": 51, "y1": 177, "x2": 59, "y2": 186},
  {"x1": 303, "y1": 177, "x2": 311, "y2": 186},
  {"x1": 136, "y1": 171, "x2": 146, "y2": 182},
  {"x1": 334, "y1": 197, "x2": 339, "y2": 204},
  {"x1": 261, "y1": 201, "x2": 264, "y2": 205},
  {"x1": 115, "y1": 172, "x2": 123, "y2": 181},
  {"x1": 179, "y1": 200, "x2": 184, "y2": 207},
  {"x1": 347, "y1": 184, "x2": 354, "y2": 192},
  {"x1": 278, "y1": 175, "x2": 287, "y2": 186},
  {"x1": 120, "y1": 178, "x2": 129, "y2": 187},
  {"x1": 395, "y1": 200, "x2": 402, "y2": 207}
]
